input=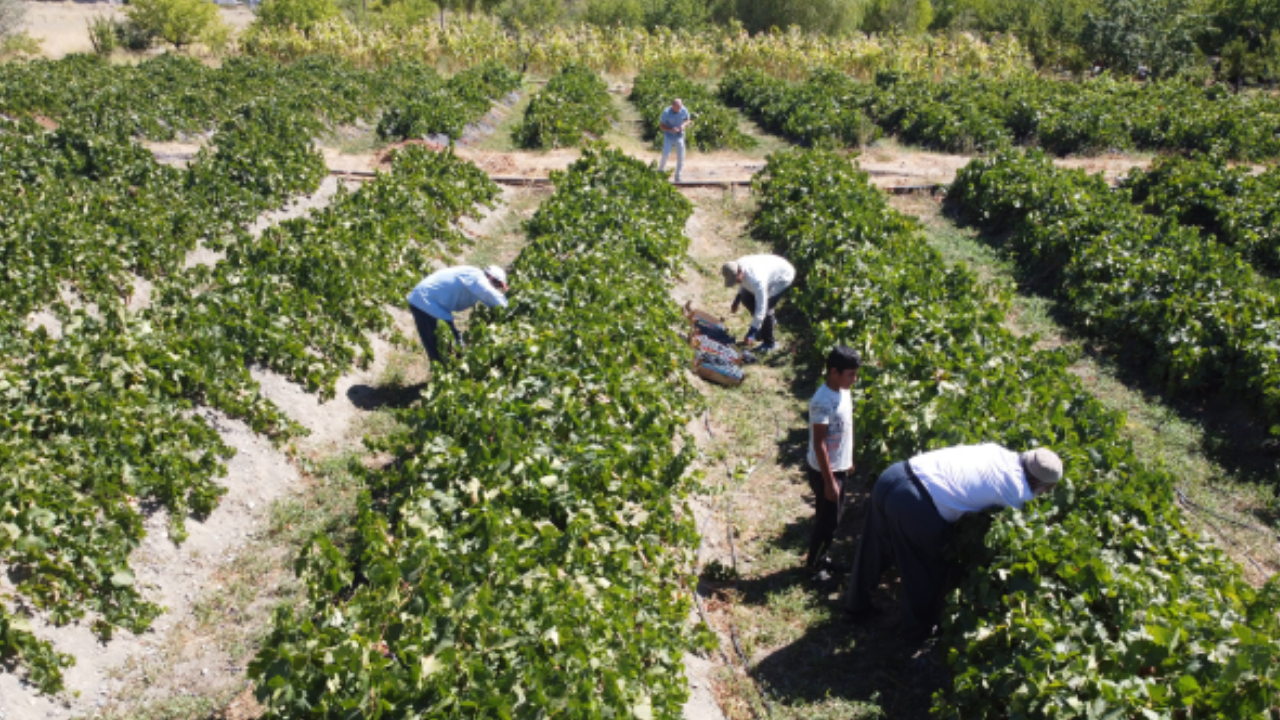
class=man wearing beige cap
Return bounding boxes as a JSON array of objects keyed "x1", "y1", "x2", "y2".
[
  {"x1": 844, "y1": 443, "x2": 1063, "y2": 644},
  {"x1": 721, "y1": 254, "x2": 796, "y2": 353}
]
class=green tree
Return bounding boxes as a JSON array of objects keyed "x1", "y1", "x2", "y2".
[
  {"x1": 731, "y1": 0, "x2": 864, "y2": 34},
  {"x1": 585, "y1": 0, "x2": 647, "y2": 26},
  {"x1": 1080, "y1": 0, "x2": 1205, "y2": 77},
  {"x1": 255, "y1": 0, "x2": 341, "y2": 31},
  {"x1": 126, "y1": 0, "x2": 229, "y2": 50},
  {"x1": 863, "y1": 0, "x2": 934, "y2": 32},
  {"x1": 367, "y1": 0, "x2": 439, "y2": 28},
  {"x1": 931, "y1": 0, "x2": 1101, "y2": 68},
  {"x1": 497, "y1": 0, "x2": 565, "y2": 27},
  {"x1": 1201, "y1": 0, "x2": 1280, "y2": 53}
]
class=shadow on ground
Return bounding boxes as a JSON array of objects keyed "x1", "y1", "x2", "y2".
[
  {"x1": 346, "y1": 382, "x2": 426, "y2": 410},
  {"x1": 726, "y1": 501, "x2": 947, "y2": 719}
]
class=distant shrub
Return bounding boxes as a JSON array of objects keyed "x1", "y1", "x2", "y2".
[
  {"x1": 255, "y1": 0, "x2": 341, "y2": 32},
  {"x1": 126, "y1": 0, "x2": 230, "y2": 51}
]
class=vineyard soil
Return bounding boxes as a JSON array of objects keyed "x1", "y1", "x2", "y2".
[
  {"x1": 0, "y1": 185, "x2": 545, "y2": 720},
  {"x1": 17, "y1": 1, "x2": 254, "y2": 58}
]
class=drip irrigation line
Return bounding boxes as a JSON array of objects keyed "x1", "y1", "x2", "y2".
[
  {"x1": 691, "y1": 587, "x2": 735, "y2": 669},
  {"x1": 1175, "y1": 488, "x2": 1280, "y2": 540},
  {"x1": 698, "y1": 403, "x2": 783, "y2": 718},
  {"x1": 1176, "y1": 490, "x2": 1272, "y2": 580}
]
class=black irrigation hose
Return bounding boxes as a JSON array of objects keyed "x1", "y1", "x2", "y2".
[
  {"x1": 699, "y1": 407, "x2": 779, "y2": 717},
  {"x1": 1175, "y1": 489, "x2": 1273, "y2": 579},
  {"x1": 1175, "y1": 487, "x2": 1280, "y2": 540}
]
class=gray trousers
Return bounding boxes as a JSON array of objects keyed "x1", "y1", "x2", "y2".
[
  {"x1": 659, "y1": 134, "x2": 685, "y2": 180},
  {"x1": 845, "y1": 461, "x2": 949, "y2": 637}
]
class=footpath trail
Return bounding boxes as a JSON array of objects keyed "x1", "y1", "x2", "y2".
[{"x1": 675, "y1": 187, "x2": 943, "y2": 720}]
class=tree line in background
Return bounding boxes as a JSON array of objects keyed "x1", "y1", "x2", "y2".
[
  {"x1": 241, "y1": 0, "x2": 1280, "y2": 82},
  {"x1": 3, "y1": 0, "x2": 1280, "y2": 84}
]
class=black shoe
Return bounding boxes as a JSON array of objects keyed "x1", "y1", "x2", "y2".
[
  {"x1": 902, "y1": 624, "x2": 939, "y2": 647},
  {"x1": 843, "y1": 606, "x2": 880, "y2": 625}
]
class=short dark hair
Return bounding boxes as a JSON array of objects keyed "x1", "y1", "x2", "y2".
[{"x1": 825, "y1": 345, "x2": 861, "y2": 373}]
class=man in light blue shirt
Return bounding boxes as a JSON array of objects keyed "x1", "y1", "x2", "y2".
[
  {"x1": 406, "y1": 265, "x2": 509, "y2": 365},
  {"x1": 658, "y1": 98, "x2": 691, "y2": 183}
]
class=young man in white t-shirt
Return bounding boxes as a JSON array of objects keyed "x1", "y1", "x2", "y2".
[{"x1": 804, "y1": 345, "x2": 861, "y2": 576}]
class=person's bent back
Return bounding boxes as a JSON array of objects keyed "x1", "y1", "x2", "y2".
[{"x1": 406, "y1": 265, "x2": 508, "y2": 366}]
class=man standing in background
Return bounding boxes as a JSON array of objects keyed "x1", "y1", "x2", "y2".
[{"x1": 658, "y1": 97, "x2": 691, "y2": 183}]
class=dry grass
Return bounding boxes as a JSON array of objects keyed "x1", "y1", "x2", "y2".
[{"x1": 681, "y1": 188, "x2": 938, "y2": 720}]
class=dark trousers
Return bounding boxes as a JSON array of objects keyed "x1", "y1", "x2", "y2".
[
  {"x1": 410, "y1": 305, "x2": 460, "y2": 364},
  {"x1": 845, "y1": 461, "x2": 949, "y2": 637},
  {"x1": 805, "y1": 466, "x2": 847, "y2": 568},
  {"x1": 737, "y1": 288, "x2": 787, "y2": 345}
]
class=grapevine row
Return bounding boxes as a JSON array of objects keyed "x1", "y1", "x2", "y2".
[
  {"x1": 722, "y1": 69, "x2": 1280, "y2": 160},
  {"x1": 0, "y1": 127, "x2": 498, "y2": 691},
  {"x1": 248, "y1": 146, "x2": 705, "y2": 717},
  {"x1": 947, "y1": 150, "x2": 1280, "y2": 428},
  {"x1": 1125, "y1": 155, "x2": 1280, "y2": 277},
  {"x1": 628, "y1": 67, "x2": 756, "y2": 152},
  {"x1": 376, "y1": 60, "x2": 522, "y2": 142},
  {"x1": 0, "y1": 54, "x2": 520, "y2": 143},
  {"x1": 514, "y1": 64, "x2": 616, "y2": 149},
  {"x1": 752, "y1": 149, "x2": 1280, "y2": 717}
]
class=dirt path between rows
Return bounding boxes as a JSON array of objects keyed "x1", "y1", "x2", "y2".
[
  {"x1": 675, "y1": 186, "x2": 953, "y2": 720},
  {"x1": 0, "y1": 184, "x2": 542, "y2": 720},
  {"x1": 143, "y1": 137, "x2": 1157, "y2": 190}
]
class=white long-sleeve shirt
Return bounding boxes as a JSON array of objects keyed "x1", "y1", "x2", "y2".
[
  {"x1": 909, "y1": 443, "x2": 1033, "y2": 523},
  {"x1": 737, "y1": 254, "x2": 796, "y2": 331},
  {"x1": 407, "y1": 266, "x2": 508, "y2": 322}
]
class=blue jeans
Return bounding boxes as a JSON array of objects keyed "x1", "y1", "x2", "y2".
[{"x1": 659, "y1": 134, "x2": 685, "y2": 181}]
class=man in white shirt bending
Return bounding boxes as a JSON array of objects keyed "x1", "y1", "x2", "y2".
[
  {"x1": 844, "y1": 444, "x2": 1063, "y2": 643},
  {"x1": 804, "y1": 346, "x2": 861, "y2": 578},
  {"x1": 406, "y1": 265, "x2": 509, "y2": 366},
  {"x1": 721, "y1": 254, "x2": 796, "y2": 353}
]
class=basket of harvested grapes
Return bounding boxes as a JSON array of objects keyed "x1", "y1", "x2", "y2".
[{"x1": 684, "y1": 303, "x2": 746, "y2": 387}]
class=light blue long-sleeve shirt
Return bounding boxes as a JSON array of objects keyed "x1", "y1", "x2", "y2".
[
  {"x1": 407, "y1": 266, "x2": 508, "y2": 322},
  {"x1": 660, "y1": 106, "x2": 690, "y2": 139}
]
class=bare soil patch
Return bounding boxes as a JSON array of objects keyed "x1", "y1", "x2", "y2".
[
  {"x1": 0, "y1": 171, "x2": 546, "y2": 720},
  {"x1": 19, "y1": 1, "x2": 253, "y2": 59}
]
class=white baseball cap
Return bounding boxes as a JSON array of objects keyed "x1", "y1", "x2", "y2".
[{"x1": 485, "y1": 265, "x2": 508, "y2": 290}]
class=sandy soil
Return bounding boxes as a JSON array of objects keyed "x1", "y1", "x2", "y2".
[
  {"x1": 448, "y1": 145, "x2": 1155, "y2": 187},
  {"x1": 0, "y1": 171, "x2": 537, "y2": 720},
  {"x1": 143, "y1": 124, "x2": 1156, "y2": 190},
  {"x1": 0, "y1": 409, "x2": 299, "y2": 720},
  {"x1": 18, "y1": 1, "x2": 254, "y2": 58}
]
